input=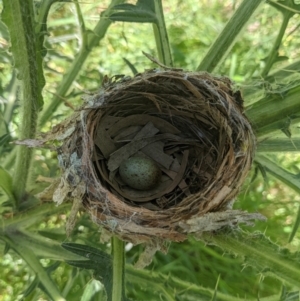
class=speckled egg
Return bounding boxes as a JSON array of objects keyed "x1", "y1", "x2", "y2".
[{"x1": 119, "y1": 156, "x2": 161, "y2": 190}]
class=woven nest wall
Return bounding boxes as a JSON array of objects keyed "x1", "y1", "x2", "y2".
[{"x1": 34, "y1": 68, "x2": 263, "y2": 245}]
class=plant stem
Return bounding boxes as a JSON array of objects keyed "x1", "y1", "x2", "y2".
[
  {"x1": 2, "y1": 0, "x2": 45, "y2": 207},
  {"x1": 3, "y1": 0, "x2": 124, "y2": 172},
  {"x1": 0, "y1": 73, "x2": 17, "y2": 138},
  {"x1": 2, "y1": 229, "x2": 83, "y2": 261},
  {"x1": 112, "y1": 236, "x2": 125, "y2": 301},
  {"x1": 2, "y1": 148, "x2": 17, "y2": 170},
  {"x1": 265, "y1": 59, "x2": 300, "y2": 82},
  {"x1": 257, "y1": 138, "x2": 300, "y2": 152},
  {"x1": 3, "y1": 202, "x2": 70, "y2": 229},
  {"x1": 38, "y1": 0, "x2": 125, "y2": 127},
  {"x1": 13, "y1": 122, "x2": 37, "y2": 204},
  {"x1": 35, "y1": 0, "x2": 55, "y2": 35},
  {"x1": 152, "y1": 0, "x2": 173, "y2": 66},
  {"x1": 261, "y1": 13, "x2": 292, "y2": 78},
  {"x1": 246, "y1": 83, "x2": 300, "y2": 137},
  {"x1": 202, "y1": 230, "x2": 300, "y2": 288},
  {"x1": 197, "y1": 0, "x2": 262, "y2": 72},
  {"x1": 73, "y1": 0, "x2": 87, "y2": 47},
  {"x1": 255, "y1": 155, "x2": 300, "y2": 244},
  {"x1": 3, "y1": 233, "x2": 65, "y2": 301},
  {"x1": 126, "y1": 265, "x2": 281, "y2": 301},
  {"x1": 255, "y1": 154, "x2": 300, "y2": 195}
]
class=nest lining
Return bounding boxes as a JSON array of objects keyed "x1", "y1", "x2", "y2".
[{"x1": 32, "y1": 68, "x2": 262, "y2": 244}]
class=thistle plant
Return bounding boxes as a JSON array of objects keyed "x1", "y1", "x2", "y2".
[{"x1": 1, "y1": 0, "x2": 300, "y2": 300}]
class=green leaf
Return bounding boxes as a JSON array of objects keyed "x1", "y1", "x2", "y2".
[
  {"x1": 34, "y1": 0, "x2": 55, "y2": 58},
  {"x1": 152, "y1": 0, "x2": 173, "y2": 66},
  {"x1": 3, "y1": 242, "x2": 10, "y2": 255},
  {"x1": 46, "y1": 261, "x2": 61, "y2": 273},
  {"x1": 62, "y1": 242, "x2": 111, "y2": 264},
  {"x1": 22, "y1": 261, "x2": 61, "y2": 299},
  {"x1": 109, "y1": 11, "x2": 156, "y2": 23},
  {"x1": 80, "y1": 279, "x2": 104, "y2": 301},
  {"x1": 255, "y1": 155, "x2": 300, "y2": 194},
  {"x1": 38, "y1": 0, "x2": 126, "y2": 127},
  {"x1": 2, "y1": 228, "x2": 81, "y2": 267},
  {"x1": 280, "y1": 117, "x2": 292, "y2": 138},
  {"x1": 0, "y1": 19, "x2": 10, "y2": 41},
  {"x1": 210, "y1": 274, "x2": 220, "y2": 301},
  {"x1": 0, "y1": 166, "x2": 16, "y2": 205},
  {"x1": 65, "y1": 259, "x2": 97, "y2": 270},
  {"x1": 267, "y1": 0, "x2": 300, "y2": 14},
  {"x1": 63, "y1": 243, "x2": 113, "y2": 301},
  {"x1": 253, "y1": 155, "x2": 300, "y2": 244},
  {"x1": 0, "y1": 134, "x2": 11, "y2": 147},
  {"x1": 110, "y1": 0, "x2": 173, "y2": 65},
  {"x1": 280, "y1": 287, "x2": 300, "y2": 301},
  {"x1": 250, "y1": 166, "x2": 259, "y2": 183},
  {"x1": 261, "y1": 54, "x2": 289, "y2": 63},
  {"x1": 261, "y1": 13, "x2": 292, "y2": 77},
  {"x1": 123, "y1": 57, "x2": 138, "y2": 75},
  {"x1": 285, "y1": 291, "x2": 300, "y2": 301},
  {"x1": 276, "y1": 55, "x2": 289, "y2": 62},
  {"x1": 110, "y1": 1, "x2": 157, "y2": 23},
  {"x1": 38, "y1": 228, "x2": 66, "y2": 241},
  {"x1": 197, "y1": 0, "x2": 263, "y2": 72},
  {"x1": 289, "y1": 205, "x2": 300, "y2": 243},
  {"x1": 3, "y1": 203, "x2": 70, "y2": 230},
  {"x1": 6, "y1": 238, "x2": 64, "y2": 300},
  {"x1": 265, "y1": 60, "x2": 300, "y2": 83},
  {"x1": 22, "y1": 276, "x2": 39, "y2": 298},
  {"x1": 202, "y1": 230, "x2": 300, "y2": 288},
  {"x1": 255, "y1": 162, "x2": 269, "y2": 183},
  {"x1": 126, "y1": 264, "x2": 256, "y2": 301}
]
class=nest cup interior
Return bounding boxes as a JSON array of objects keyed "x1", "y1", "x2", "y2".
[{"x1": 90, "y1": 70, "x2": 255, "y2": 214}]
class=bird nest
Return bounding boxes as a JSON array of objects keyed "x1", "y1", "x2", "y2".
[{"x1": 27, "y1": 67, "x2": 265, "y2": 248}]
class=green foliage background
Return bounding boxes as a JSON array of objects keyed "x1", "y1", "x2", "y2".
[{"x1": 1, "y1": 0, "x2": 300, "y2": 300}]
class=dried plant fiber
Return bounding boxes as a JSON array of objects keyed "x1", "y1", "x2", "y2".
[{"x1": 23, "y1": 68, "x2": 265, "y2": 247}]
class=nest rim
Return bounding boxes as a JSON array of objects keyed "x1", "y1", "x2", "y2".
[{"x1": 49, "y1": 68, "x2": 257, "y2": 243}]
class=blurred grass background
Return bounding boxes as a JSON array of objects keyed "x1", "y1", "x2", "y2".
[{"x1": 1, "y1": 0, "x2": 300, "y2": 300}]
